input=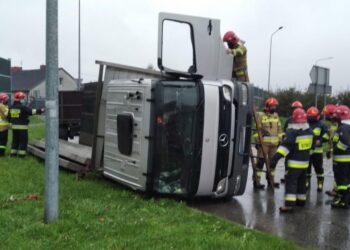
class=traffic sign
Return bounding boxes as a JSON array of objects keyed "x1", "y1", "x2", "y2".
[
  {"x1": 307, "y1": 83, "x2": 332, "y2": 95},
  {"x1": 309, "y1": 65, "x2": 329, "y2": 85}
]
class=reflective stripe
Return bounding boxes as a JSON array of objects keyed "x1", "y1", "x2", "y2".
[
  {"x1": 316, "y1": 174, "x2": 324, "y2": 177},
  {"x1": 285, "y1": 194, "x2": 297, "y2": 201},
  {"x1": 313, "y1": 128, "x2": 321, "y2": 136},
  {"x1": 11, "y1": 149, "x2": 18, "y2": 154},
  {"x1": 0, "y1": 145, "x2": 6, "y2": 149},
  {"x1": 288, "y1": 160, "x2": 309, "y2": 169},
  {"x1": 336, "y1": 141, "x2": 348, "y2": 151},
  {"x1": 257, "y1": 171, "x2": 263, "y2": 177},
  {"x1": 277, "y1": 146, "x2": 289, "y2": 157},
  {"x1": 333, "y1": 155, "x2": 350, "y2": 162},
  {"x1": 297, "y1": 194, "x2": 307, "y2": 201},
  {"x1": 322, "y1": 133, "x2": 329, "y2": 140},
  {"x1": 270, "y1": 171, "x2": 275, "y2": 177},
  {"x1": 333, "y1": 133, "x2": 339, "y2": 142},
  {"x1": 18, "y1": 150, "x2": 26, "y2": 156},
  {"x1": 263, "y1": 136, "x2": 279, "y2": 143},
  {"x1": 11, "y1": 125, "x2": 28, "y2": 130},
  {"x1": 337, "y1": 185, "x2": 348, "y2": 191},
  {"x1": 235, "y1": 70, "x2": 245, "y2": 76},
  {"x1": 0, "y1": 122, "x2": 9, "y2": 126},
  {"x1": 313, "y1": 147, "x2": 323, "y2": 154},
  {"x1": 32, "y1": 109, "x2": 37, "y2": 115}
]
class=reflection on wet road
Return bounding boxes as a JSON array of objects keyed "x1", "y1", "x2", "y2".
[{"x1": 190, "y1": 159, "x2": 350, "y2": 250}]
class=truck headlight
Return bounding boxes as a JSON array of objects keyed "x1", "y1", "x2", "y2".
[
  {"x1": 222, "y1": 85, "x2": 232, "y2": 102},
  {"x1": 241, "y1": 84, "x2": 248, "y2": 106},
  {"x1": 216, "y1": 178, "x2": 227, "y2": 194}
]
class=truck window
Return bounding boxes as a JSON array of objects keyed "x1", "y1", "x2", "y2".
[
  {"x1": 154, "y1": 81, "x2": 204, "y2": 195},
  {"x1": 161, "y1": 20, "x2": 195, "y2": 73}
]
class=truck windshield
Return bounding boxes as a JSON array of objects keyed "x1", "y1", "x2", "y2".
[{"x1": 153, "y1": 81, "x2": 203, "y2": 195}]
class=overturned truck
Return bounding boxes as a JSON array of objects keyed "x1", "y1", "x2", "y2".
[{"x1": 90, "y1": 13, "x2": 253, "y2": 198}]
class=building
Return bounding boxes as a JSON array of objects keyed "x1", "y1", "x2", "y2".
[{"x1": 11, "y1": 65, "x2": 78, "y2": 99}]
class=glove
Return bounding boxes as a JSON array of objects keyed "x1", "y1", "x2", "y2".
[{"x1": 326, "y1": 151, "x2": 331, "y2": 159}]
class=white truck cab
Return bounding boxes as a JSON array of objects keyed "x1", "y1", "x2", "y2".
[{"x1": 95, "y1": 12, "x2": 252, "y2": 198}]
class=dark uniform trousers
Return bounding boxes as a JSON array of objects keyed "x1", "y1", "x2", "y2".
[
  {"x1": 11, "y1": 129, "x2": 28, "y2": 156},
  {"x1": 285, "y1": 167, "x2": 307, "y2": 207},
  {"x1": 333, "y1": 162, "x2": 350, "y2": 204},
  {"x1": 307, "y1": 153, "x2": 324, "y2": 182},
  {"x1": 0, "y1": 130, "x2": 8, "y2": 155}
]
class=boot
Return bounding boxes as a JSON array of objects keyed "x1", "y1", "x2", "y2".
[
  {"x1": 267, "y1": 174, "x2": 280, "y2": 188},
  {"x1": 305, "y1": 178, "x2": 311, "y2": 190},
  {"x1": 317, "y1": 179, "x2": 324, "y2": 192},
  {"x1": 325, "y1": 190, "x2": 338, "y2": 197},
  {"x1": 279, "y1": 206, "x2": 293, "y2": 213},
  {"x1": 331, "y1": 198, "x2": 348, "y2": 209},
  {"x1": 253, "y1": 176, "x2": 265, "y2": 190}
]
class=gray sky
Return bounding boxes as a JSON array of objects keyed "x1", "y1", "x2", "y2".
[{"x1": 1, "y1": 0, "x2": 349, "y2": 93}]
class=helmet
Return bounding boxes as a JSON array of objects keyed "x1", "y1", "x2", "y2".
[
  {"x1": 334, "y1": 105, "x2": 350, "y2": 120},
  {"x1": 322, "y1": 104, "x2": 336, "y2": 118},
  {"x1": 292, "y1": 108, "x2": 307, "y2": 123},
  {"x1": 223, "y1": 31, "x2": 239, "y2": 45},
  {"x1": 0, "y1": 92, "x2": 9, "y2": 103},
  {"x1": 14, "y1": 91, "x2": 26, "y2": 101},
  {"x1": 306, "y1": 106, "x2": 320, "y2": 118},
  {"x1": 265, "y1": 97, "x2": 279, "y2": 108},
  {"x1": 291, "y1": 101, "x2": 303, "y2": 109}
]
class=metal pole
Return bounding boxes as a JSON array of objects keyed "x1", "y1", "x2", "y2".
[
  {"x1": 267, "y1": 35, "x2": 273, "y2": 94},
  {"x1": 267, "y1": 26, "x2": 283, "y2": 94},
  {"x1": 44, "y1": 0, "x2": 59, "y2": 223},
  {"x1": 78, "y1": 0, "x2": 81, "y2": 89}
]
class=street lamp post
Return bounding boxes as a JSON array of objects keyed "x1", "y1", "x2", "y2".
[{"x1": 267, "y1": 26, "x2": 283, "y2": 94}]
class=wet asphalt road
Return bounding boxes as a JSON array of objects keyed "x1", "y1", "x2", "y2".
[{"x1": 190, "y1": 158, "x2": 350, "y2": 250}]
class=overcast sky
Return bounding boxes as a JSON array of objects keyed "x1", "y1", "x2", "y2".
[{"x1": 1, "y1": 0, "x2": 349, "y2": 93}]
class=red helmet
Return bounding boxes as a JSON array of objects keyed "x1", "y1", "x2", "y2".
[
  {"x1": 292, "y1": 108, "x2": 307, "y2": 124},
  {"x1": 265, "y1": 97, "x2": 279, "y2": 108},
  {"x1": 306, "y1": 106, "x2": 320, "y2": 118},
  {"x1": 291, "y1": 101, "x2": 303, "y2": 109},
  {"x1": 0, "y1": 92, "x2": 9, "y2": 103},
  {"x1": 14, "y1": 91, "x2": 26, "y2": 101},
  {"x1": 334, "y1": 105, "x2": 350, "y2": 120},
  {"x1": 223, "y1": 31, "x2": 239, "y2": 45},
  {"x1": 322, "y1": 104, "x2": 336, "y2": 118}
]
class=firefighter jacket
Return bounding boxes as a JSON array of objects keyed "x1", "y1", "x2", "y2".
[
  {"x1": 0, "y1": 103, "x2": 9, "y2": 132},
  {"x1": 8, "y1": 101, "x2": 42, "y2": 130},
  {"x1": 332, "y1": 120, "x2": 350, "y2": 163},
  {"x1": 228, "y1": 42, "x2": 249, "y2": 82},
  {"x1": 308, "y1": 120, "x2": 329, "y2": 154},
  {"x1": 254, "y1": 111, "x2": 283, "y2": 146},
  {"x1": 327, "y1": 121, "x2": 338, "y2": 153},
  {"x1": 271, "y1": 124, "x2": 314, "y2": 169}
]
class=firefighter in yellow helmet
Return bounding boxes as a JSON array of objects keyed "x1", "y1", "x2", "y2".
[
  {"x1": 223, "y1": 31, "x2": 249, "y2": 82},
  {"x1": 253, "y1": 97, "x2": 283, "y2": 189},
  {"x1": 8, "y1": 91, "x2": 44, "y2": 157},
  {"x1": 0, "y1": 92, "x2": 10, "y2": 156}
]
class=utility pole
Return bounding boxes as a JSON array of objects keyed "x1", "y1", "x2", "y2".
[
  {"x1": 44, "y1": 0, "x2": 59, "y2": 223},
  {"x1": 78, "y1": 0, "x2": 81, "y2": 89}
]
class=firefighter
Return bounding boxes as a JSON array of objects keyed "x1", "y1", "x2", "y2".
[
  {"x1": 223, "y1": 31, "x2": 249, "y2": 82},
  {"x1": 322, "y1": 104, "x2": 339, "y2": 197},
  {"x1": 253, "y1": 97, "x2": 283, "y2": 189},
  {"x1": 284, "y1": 101, "x2": 303, "y2": 131},
  {"x1": 306, "y1": 106, "x2": 329, "y2": 191},
  {"x1": 270, "y1": 108, "x2": 314, "y2": 212},
  {"x1": 0, "y1": 92, "x2": 10, "y2": 156},
  {"x1": 8, "y1": 92, "x2": 44, "y2": 157},
  {"x1": 331, "y1": 105, "x2": 350, "y2": 209},
  {"x1": 281, "y1": 100, "x2": 304, "y2": 183}
]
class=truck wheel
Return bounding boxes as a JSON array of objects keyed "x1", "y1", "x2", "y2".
[{"x1": 59, "y1": 125, "x2": 69, "y2": 140}]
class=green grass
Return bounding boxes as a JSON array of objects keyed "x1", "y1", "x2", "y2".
[{"x1": 0, "y1": 118, "x2": 302, "y2": 250}]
